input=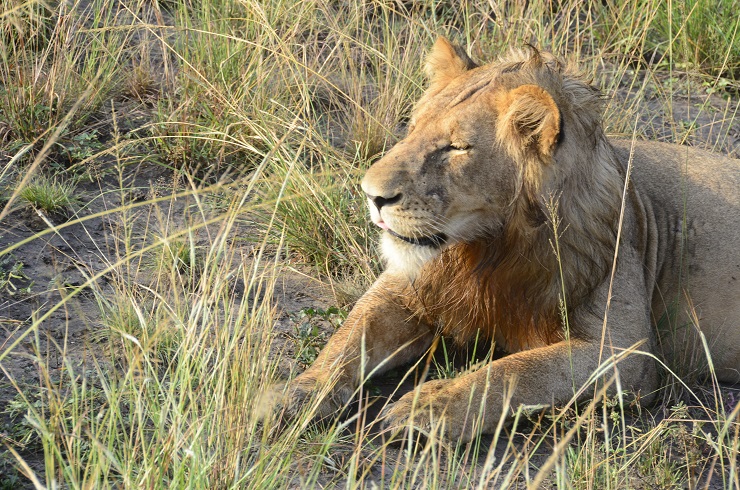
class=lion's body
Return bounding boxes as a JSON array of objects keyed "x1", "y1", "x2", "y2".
[
  {"x1": 616, "y1": 139, "x2": 740, "y2": 380},
  {"x1": 273, "y1": 39, "x2": 740, "y2": 440}
]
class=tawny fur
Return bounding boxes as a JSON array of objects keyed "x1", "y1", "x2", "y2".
[{"x1": 267, "y1": 38, "x2": 740, "y2": 442}]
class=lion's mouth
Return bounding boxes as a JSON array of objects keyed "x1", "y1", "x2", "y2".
[{"x1": 386, "y1": 229, "x2": 447, "y2": 248}]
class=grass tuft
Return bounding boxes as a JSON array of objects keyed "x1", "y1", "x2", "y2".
[{"x1": 19, "y1": 174, "x2": 76, "y2": 215}]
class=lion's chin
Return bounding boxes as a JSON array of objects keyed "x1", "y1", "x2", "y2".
[{"x1": 380, "y1": 233, "x2": 444, "y2": 279}]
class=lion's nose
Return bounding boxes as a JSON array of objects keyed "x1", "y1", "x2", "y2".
[
  {"x1": 367, "y1": 193, "x2": 402, "y2": 211},
  {"x1": 361, "y1": 170, "x2": 403, "y2": 210}
]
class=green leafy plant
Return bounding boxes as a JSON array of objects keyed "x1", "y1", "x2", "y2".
[
  {"x1": 0, "y1": 256, "x2": 32, "y2": 296},
  {"x1": 56, "y1": 130, "x2": 104, "y2": 165},
  {"x1": 288, "y1": 307, "x2": 347, "y2": 367}
]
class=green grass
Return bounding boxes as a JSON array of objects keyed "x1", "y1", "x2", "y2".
[
  {"x1": 0, "y1": 0, "x2": 738, "y2": 488},
  {"x1": 649, "y1": 0, "x2": 740, "y2": 77},
  {"x1": 18, "y1": 174, "x2": 76, "y2": 215}
]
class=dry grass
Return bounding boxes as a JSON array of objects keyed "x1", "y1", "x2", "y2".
[{"x1": 0, "y1": 0, "x2": 738, "y2": 488}]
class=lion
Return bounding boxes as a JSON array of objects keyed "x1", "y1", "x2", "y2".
[{"x1": 270, "y1": 38, "x2": 740, "y2": 442}]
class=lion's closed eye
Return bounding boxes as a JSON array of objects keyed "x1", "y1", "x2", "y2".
[{"x1": 449, "y1": 142, "x2": 470, "y2": 151}]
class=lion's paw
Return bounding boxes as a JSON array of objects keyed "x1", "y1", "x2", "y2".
[
  {"x1": 256, "y1": 374, "x2": 354, "y2": 427},
  {"x1": 379, "y1": 378, "x2": 459, "y2": 440}
]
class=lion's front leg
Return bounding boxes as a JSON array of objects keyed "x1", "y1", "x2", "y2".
[
  {"x1": 381, "y1": 253, "x2": 661, "y2": 443},
  {"x1": 380, "y1": 340, "x2": 603, "y2": 442},
  {"x1": 381, "y1": 338, "x2": 656, "y2": 442},
  {"x1": 268, "y1": 273, "x2": 435, "y2": 422}
]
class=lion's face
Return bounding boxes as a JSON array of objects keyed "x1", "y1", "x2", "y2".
[
  {"x1": 361, "y1": 38, "x2": 562, "y2": 275},
  {"x1": 361, "y1": 85, "x2": 518, "y2": 274}
]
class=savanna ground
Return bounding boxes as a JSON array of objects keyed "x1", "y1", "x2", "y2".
[{"x1": 0, "y1": 0, "x2": 739, "y2": 488}]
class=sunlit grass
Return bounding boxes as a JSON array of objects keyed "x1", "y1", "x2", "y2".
[{"x1": 0, "y1": 0, "x2": 738, "y2": 488}]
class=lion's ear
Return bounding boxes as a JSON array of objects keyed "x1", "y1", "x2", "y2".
[
  {"x1": 425, "y1": 37, "x2": 477, "y2": 87},
  {"x1": 494, "y1": 84, "x2": 561, "y2": 161}
]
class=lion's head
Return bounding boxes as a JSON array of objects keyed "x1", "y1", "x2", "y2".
[{"x1": 361, "y1": 38, "x2": 627, "y2": 345}]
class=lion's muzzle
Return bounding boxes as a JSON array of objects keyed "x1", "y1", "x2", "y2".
[{"x1": 364, "y1": 190, "x2": 447, "y2": 248}]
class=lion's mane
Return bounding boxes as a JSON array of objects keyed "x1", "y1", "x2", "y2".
[{"x1": 411, "y1": 50, "x2": 627, "y2": 349}]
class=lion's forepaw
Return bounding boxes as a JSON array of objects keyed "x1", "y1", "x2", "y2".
[
  {"x1": 379, "y1": 378, "x2": 492, "y2": 444},
  {"x1": 379, "y1": 379, "x2": 460, "y2": 441},
  {"x1": 255, "y1": 374, "x2": 354, "y2": 429}
]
